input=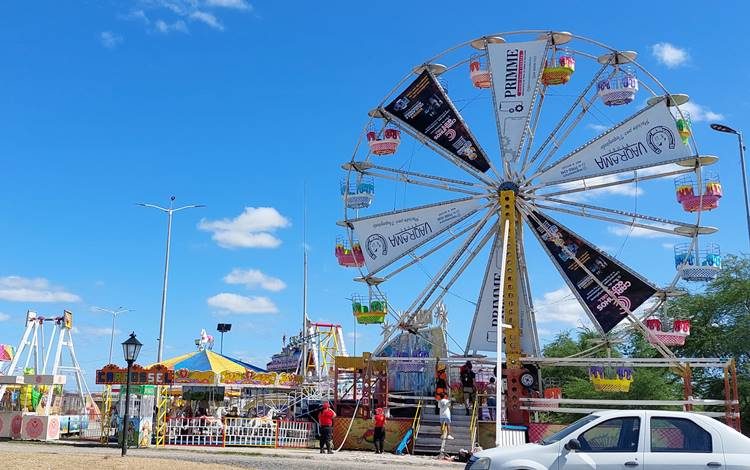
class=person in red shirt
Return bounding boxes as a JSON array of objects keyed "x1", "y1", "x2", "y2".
[
  {"x1": 372, "y1": 407, "x2": 386, "y2": 454},
  {"x1": 318, "y1": 402, "x2": 336, "y2": 454}
]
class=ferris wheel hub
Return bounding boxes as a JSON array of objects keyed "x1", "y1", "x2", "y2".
[{"x1": 498, "y1": 181, "x2": 520, "y2": 194}]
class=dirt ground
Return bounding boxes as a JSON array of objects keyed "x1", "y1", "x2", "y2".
[
  {"x1": 0, "y1": 440, "x2": 464, "y2": 470},
  {"x1": 0, "y1": 452, "x2": 239, "y2": 470}
]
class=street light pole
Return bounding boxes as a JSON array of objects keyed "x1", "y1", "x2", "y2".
[
  {"x1": 94, "y1": 307, "x2": 133, "y2": 365},
  {"x1": 137, "y1": 196, "x2": 204, "y2": 362},
  {"x1": 710, "y1": 123, "x2": 750, "y2": 247}
]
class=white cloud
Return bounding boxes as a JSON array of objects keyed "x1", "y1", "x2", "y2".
[
  {"x1": 206, "y1": 0, "x2": 251, "y2": 10},
  {"x1": 122, "y1": 0, "x2": 250, "y2": 35},
  {"x1": 0, "y1": 276, "x2": 81, "y2": 303},
  {"x1": 155, "y1": 19, "x2": 188, "y2": 34},
  {"x1": 675, "y1": 102, "x2": 724, "y2": 123},
  {"x1": 346, "y1": 331, "x2": 363, "y2": 340},
  {"x1": 587, "y1": 123, "x2": 608, "y2": 133},
  {"x1": 207, "y1": 293, "x2": 278, "y2": 314},
  {"x1": 199, "y1": 207, "x2": 291, "y2": 249},
  {"x1": 121, "y1": 9, "x2": 150, "y2": 24},
  {"x1": 100, "y1": 31, "x2": 123, "y2": 49},
  {"x1": 534, "y1": 286, "x2": 589, "y2": 326},
  {"x1": 651, "y1": 42, "x2": 689, "y2": 68},
  {"x1": 79, "y1": 326, "x2": 120, "y2": 337},
  {"x1": 607, "y1": 225, "x2": 676, "y2": 239},
  {"x1": 224, "y1": 268, "x2": 286, "y2": 292},
  {"x1": 0, "y1": 312, "x2": 10, "y2": 322},
  {"x1": 661, "y1": 242, "x2": 676, "y2": 250},
  {"x1": 190, "y1": 11, "x2": 224, "y2": 30}
]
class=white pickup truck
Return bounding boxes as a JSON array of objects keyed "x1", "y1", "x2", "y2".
[{"x1": 467, "y1": 410, "x2": 750, "y2": 470}]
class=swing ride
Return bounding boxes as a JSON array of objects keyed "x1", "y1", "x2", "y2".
[
  {"x1": 337, "y1": 29, "x2": 740, "y2": 431},
  {"x1": 0, "y1": 310, "x2": 96, "y2": 441}
]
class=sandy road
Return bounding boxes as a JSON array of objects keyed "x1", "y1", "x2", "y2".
[{"x1": 0, "y1": 440, "x2": 464, "y2": 470}]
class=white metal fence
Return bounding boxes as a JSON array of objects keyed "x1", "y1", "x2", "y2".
[{"x1": 164, "y1": 417, "x2": 313, "y2": 448}]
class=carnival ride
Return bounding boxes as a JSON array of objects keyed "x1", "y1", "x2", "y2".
[
  {"x1": 337, "y1": 30, "x2": 739, "y2": 432},
  {"x1": 0, "y1": 310, "x2": 96, "y2": 440}
]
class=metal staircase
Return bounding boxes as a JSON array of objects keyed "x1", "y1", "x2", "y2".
[{"x1": 413, "y1": 404, "x2": 474, "y2": 455}]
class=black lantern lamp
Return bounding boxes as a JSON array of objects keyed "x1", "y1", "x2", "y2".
[{"x1": 120, "y1": 332, "x2": 142, "y2": 456}]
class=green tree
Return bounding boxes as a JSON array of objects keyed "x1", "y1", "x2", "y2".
[
  {"x1": 669, "y1": 255, "x2": 750, "y2": 432},
  {"x1": 538, "y1": 255, "x2": 750, "y2": 434}
]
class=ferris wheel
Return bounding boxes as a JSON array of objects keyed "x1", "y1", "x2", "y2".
[{"x1": 337, "y1": 31, "x2": 722, "y2": 420}]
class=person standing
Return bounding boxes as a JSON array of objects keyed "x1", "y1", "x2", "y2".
[
  {"x1": 373, "y1": 407, "x2": 386, "y2": 454},
  {"x1": 318, "y1": 402, "x2": 336, "y2": 454},
  {"x1": 437, "y1": 393, "x2": 454, "y2": 440},
  {"x1": 434, "y1": 363, "x2": 448, "y2": 414},
  {"x1": 486, "y1": 377, "x2": 497, "y2": 421},
  {"x1": 460, "y1": 361, "x2": 476, "y2": 415}
]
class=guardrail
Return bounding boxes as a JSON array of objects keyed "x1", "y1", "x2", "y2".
[{"x1": 165, "y1": 417, "x2": 313, "y2": 448}]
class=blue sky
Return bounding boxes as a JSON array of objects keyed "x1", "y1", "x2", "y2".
[{"x1": 0, "y1": 1, "x2": 748, "y2": 389}]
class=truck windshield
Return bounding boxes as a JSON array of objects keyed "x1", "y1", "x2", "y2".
[{"x1": 539, "y1": 415, "x2": 599, "y2": 445}]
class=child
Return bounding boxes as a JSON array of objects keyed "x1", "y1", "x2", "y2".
[
  {"x1": 486, "y1": 377, "x2": 497, "y2": 421},
  {"x1": 434, "y1": 363, "x2": 448, "y2": 414},
  {"x1": 373, "y1": 407, "x2": 386, "y2": 454},
  {"x1": 437, "y1": 393, "x2": 454, "y2": 440}
]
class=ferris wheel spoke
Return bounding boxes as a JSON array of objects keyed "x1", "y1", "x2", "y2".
[
  {"x1": 344, "y1": 161, "x2": 487, "y2": 196},
  {"x1": 516, "y1": 87, "x2": 547, "y2": 179},
  {"x1": 530, "y1": 196, "x2": 700, "y2": 231},
  {"x1": 358, "y1": 217, "x2": 488, "y2": 285},
  {"x1": 530, "y1": 98, "x2": 698, "y2": 187},
  {"x1": 521, "y1": 62, "x2": 611, "y2": 177},
  {"x1": 422, "y1": 223, "x2": 497, "y2": 314},
  {"x1": 529, "y1": 165, "x2": 694, "y2": 197},
  {"x1": 529, "y1": 201, "x2": 698, "y2": 238},
  {"x1": 516, "y1": 223, "x2": 541, "y2": 357},
  {"x1": 401, "y1": 207, "x2": 496, "y2": 318},
  {"x1": 343, "y1": 196, "x2": 491, "y2": 277}
]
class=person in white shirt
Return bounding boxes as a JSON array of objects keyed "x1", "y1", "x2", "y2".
[
  {"x1": 486, "y1": 377, "x2": 497, "y2": 421},
  {"x1": 437, "y1": 393, "x2": 454, "y2": 439}
]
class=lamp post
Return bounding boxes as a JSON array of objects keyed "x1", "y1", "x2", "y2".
[
  {"x1": 121, "y1": 332, "x2": 142, "y2": 457},
  {"x1": 710, "y1": 123, "x2": 750, "y2": 247},
  {"x1": 216, "y1": 323, "x2": 232, "y2": 355},
  {"x1": 137, "y1": 196, "x2": 204, "y2": 362},
  {"x1": 93, "y1": 306, "x2": 133, "y2": 364}
]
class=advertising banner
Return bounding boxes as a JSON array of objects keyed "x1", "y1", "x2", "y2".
[
  {"x1": 349, "y1": 197, "x2": 485, "y2": 274},
  {"x1": 487, "y1": 40, "x2": 548, "y2": 163},
  {"x1": 96, "y1": 364, "x2": 174, "y2": 385},
  {"x1": 535, "y1": 99, "x2": 693, "y2": 185},
  {"x1": 384, "y1": 70, "x2": 491, "y2": 173},
  {"x1": 526, "y1": 210, "x2": 656, "y2": 333},
  {"x1": 466, "y1": 233, "x2": 504, "y2": 352}
]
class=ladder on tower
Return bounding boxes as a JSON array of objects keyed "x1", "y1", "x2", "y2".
[
  {"x1": 154, "y1": 386, "x2": 169, "y2": 447},
  {"x1": 100, "y1": 386, "x2": 113, "y2": 444}
]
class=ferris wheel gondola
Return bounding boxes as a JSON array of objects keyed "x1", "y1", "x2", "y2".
[{"x1": 338, "y1": 30, "x2": 723, "y2": 424}]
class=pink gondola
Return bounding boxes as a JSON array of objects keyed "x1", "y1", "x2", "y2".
[
  {"x1": 367, "y1": 127, "x2": 401, "y2": 156},
  {"x1": 644, "y1": 317, "x2": 691, "y2": 346}
]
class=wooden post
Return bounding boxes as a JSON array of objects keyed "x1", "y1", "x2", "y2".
[{"x1": 683, "y1": 364, "x2": 693, "y2": 411}]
